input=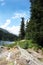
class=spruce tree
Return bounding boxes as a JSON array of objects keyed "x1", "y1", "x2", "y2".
[
  {"x1": 19, "y1": 17, "x2": 25, "y2": 40},
  {"x1": 29, "y1": 0, "x2": 43, "y2": 46}
]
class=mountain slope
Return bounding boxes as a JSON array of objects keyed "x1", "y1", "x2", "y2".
[{"x1": 0, "y1": 28, "x2": 18, "y2": 41}]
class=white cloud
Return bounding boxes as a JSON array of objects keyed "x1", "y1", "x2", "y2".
[
  {"x1": 12, "y1": 12, "x2": 27, "y2": 19},
  {"x1": 6, "y1": 26, "x2": 20, "y2": 35},
  {"x1": 0, "y1": 19, "x2": 20, "y2": 35},
  {"x1": 0, "y1": 11, "x2": 29, "y2": 35},
  {"x1": 1, "y1": 19, "x2": 11, "y2": 28},
  {"x1": 12, "y1": 12, "x2": 30, "y2": 25}
]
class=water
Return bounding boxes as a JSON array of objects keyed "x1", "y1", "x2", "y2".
[{"x1": 0, "y1": 40, "x2": 14, "y2": 45}]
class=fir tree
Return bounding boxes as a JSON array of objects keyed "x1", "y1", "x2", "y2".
[
  {"x1": 19, "y1": 17, "x2": 25, "y2": 40},
  {"x1": 29, "y1": 0, "x2": 43, "y2": 46}
]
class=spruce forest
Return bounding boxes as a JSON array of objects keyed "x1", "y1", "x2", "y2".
[{"x1": 19, "y1": 0, "x2": 43, "y2": 47}]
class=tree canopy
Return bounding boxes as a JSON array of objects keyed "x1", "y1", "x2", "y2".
[{"x1": 26, "y1": 0, "x2": 43, "y2": 46}]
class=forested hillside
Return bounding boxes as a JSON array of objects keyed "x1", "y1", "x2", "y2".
[{"x1": 0, "y1": 28, "x2": 18, "y2": 41}]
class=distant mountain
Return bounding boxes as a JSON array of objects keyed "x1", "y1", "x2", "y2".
[
  {"x1": 0, "y1": 28, "x2": 18, "y2": 41},
  {"x1": 0, "y1": 28, "x2": 9, "y2": 33}
]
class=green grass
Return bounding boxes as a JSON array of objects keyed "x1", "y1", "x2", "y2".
[
  {"x1": 3, "y1": 39, "x2": 43, "y2": 51},
  {"x1": 17, "y1": 40, "x2": 42, "y2": 50}
]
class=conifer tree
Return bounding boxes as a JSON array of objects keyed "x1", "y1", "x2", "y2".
[
  {"x1": 29, "y1": 0, "x2": 43, "y2": 46},
  {"x1": 19, "y1": 17, "x2": 25, "y2": 40}
]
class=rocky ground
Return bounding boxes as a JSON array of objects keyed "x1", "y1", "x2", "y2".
[{"x1": 0, "y1": 46, "x2": 43, "y2": 65}]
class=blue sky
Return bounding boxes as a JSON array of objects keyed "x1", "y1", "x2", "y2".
[{"x1": 0, "y1": 0, "x2": 31, "y2": 35}]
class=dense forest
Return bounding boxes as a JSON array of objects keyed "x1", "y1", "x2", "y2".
[{"x1": 19, "y1": 0, "x2": 43, "y2": 47}]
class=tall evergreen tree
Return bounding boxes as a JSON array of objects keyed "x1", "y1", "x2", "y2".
[
  {"x1": 29, "y1": 0, "x2": 43, "y2": 46},
  {"x1": 19, "y1": 17, "x2": 25, "y2": 40}
]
